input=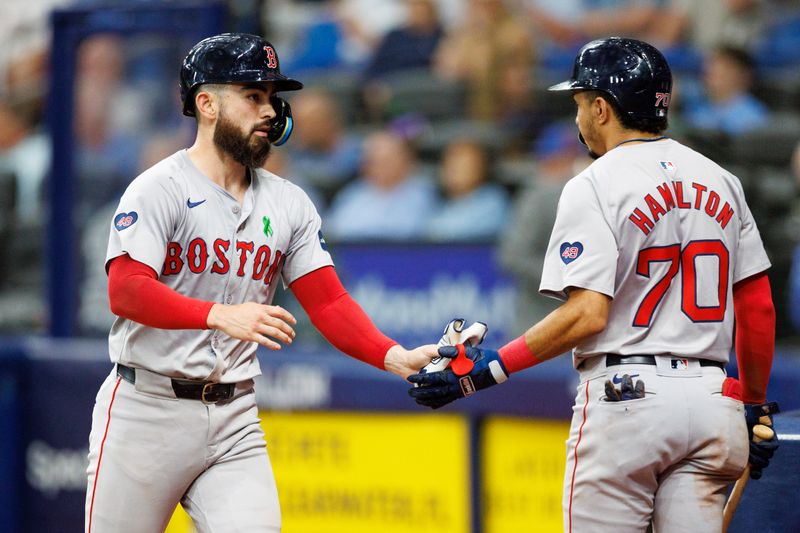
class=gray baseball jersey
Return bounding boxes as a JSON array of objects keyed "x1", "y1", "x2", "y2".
[
  {"x1": 87, "y1": 150, "x2": 333, "y2": 532},
  {"x1": 105, "y1": 149, "x2": 332, "y2": 382},
  {"x1": 539, "y1": 138, "x2": 769, "y2": 532},
  {"x1": 540, "y1": 138, "x2": 770, "y2": 366}
]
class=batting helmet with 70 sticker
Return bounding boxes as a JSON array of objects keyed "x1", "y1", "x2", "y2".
[{"x1": 548, "y1": 37, "x2": 672, "y2": 125}]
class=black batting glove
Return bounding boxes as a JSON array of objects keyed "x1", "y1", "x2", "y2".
[
  {"x1": 603, "y1": 374, "x2": 645, "y2": 401},
  {"x1": 408, "y1": 345, "x2": 508, "y2": 409},
  {"x1": 744, "y1": 401, "x2": 780, "y2": 480}
]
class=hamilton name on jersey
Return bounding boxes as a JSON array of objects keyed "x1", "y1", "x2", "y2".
[
  {"x1": 628, "y1": 179, "x2": 735, "y2": 235},
  {"x1": 162, "y1": 238, "x2": 285, "y2": 285}
]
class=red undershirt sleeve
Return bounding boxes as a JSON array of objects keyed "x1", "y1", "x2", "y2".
[
  {"x1": 107, "y1": 254, "x2": 214, "y2": 329},
  {"x1": 733, "y1": 271, "x2": 775, "y2": 404},
  {"x1": 290, "y1": 266, "x2": 397, "y2": 369}
]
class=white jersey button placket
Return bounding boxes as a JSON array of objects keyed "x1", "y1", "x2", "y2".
[{"x1": 224, "y1": 205, "x2": 243, "y2": 314}]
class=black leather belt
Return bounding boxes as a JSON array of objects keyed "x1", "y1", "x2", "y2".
[
  {"x1": 116, "y1": 364, "x2": 235, "y2": 404},
  {"x1": 605, "y1": 354, "x2": 725, "y2": 369}
]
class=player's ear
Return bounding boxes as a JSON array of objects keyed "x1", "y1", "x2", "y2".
[
  {"x1": 594, "y1": 96, "x2": 612, "y2": 125},
  {"x1": 194, "y1": 87, "x2": 219, "y2": 121}
]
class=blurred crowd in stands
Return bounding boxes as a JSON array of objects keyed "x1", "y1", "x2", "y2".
[{"x1": 2, "y1": 0, "x2": 800, "y2": 339}]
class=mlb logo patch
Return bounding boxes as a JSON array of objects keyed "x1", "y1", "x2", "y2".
[
  {"x1": 660, "y1": 161, "x2": 676, "y2": 173},
  {"x1": 671, "y1": 358, "x2": 689, "y2": 370}
]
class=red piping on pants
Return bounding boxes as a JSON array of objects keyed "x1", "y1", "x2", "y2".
[
  {"x1": 568, "y1": 380, "x2": 590, "y2": 533},
  {"x1": 88, "y1": 376, "x2": 122, "y2": 533}
]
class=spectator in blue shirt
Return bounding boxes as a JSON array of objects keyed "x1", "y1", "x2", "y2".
[
  {"x1": 683, "y1": 45, "x2": 768, "y2": 135},
  {"x1": 360, "y1": 0, "x2": 445, "y2": 121},
  {"x1": 363, "y1": 0, "x2": 444, "y2": 80},
  {"x1": 425, "y1": 138, "x2": 509, "y2": 241},
  {"x1": 326, "y1": 130, "x2": 436, "y2": 241}
]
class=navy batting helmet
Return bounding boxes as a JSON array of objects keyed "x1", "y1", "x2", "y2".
[
  {"x1": 549, "y1": 37, "x2": 672, "y2": 123},
  {"x1": 180, "y1": 33, "x2": 303, "y2": 117}
]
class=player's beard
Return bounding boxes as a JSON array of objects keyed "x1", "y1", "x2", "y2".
[
  {"x1": 213, "y1": 110, "x2": 271, "y2": 168},
  {"x1": 578, "y1": 124, "x2": 602, "y2": 160},
  {"x1": 577, "y1": 132, "x2": 600, "y2": 160}
]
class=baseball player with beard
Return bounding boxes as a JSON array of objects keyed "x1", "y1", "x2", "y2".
[
  {"x1": 410, "y1": 37, "x2": 780, "y2": 532},
  {"x1": 84, "y1": 33, "x2": 438, "y2": 533}
]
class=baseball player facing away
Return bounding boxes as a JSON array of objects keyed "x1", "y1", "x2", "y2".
[
  {"x1": 410, "y1": 37, "x2": 780, "y2": 532},
  {"x1": 84, "y1": 33, "x2": 438, "y2": 533}
]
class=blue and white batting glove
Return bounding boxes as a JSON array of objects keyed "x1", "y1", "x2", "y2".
[
  {"x1": 420, "y1": 318, "x2": 489, "y2": 377},
  {"x1": 744, "y1": 401, "x2": 780, "y2": 480},
  {"x1": 408, "y1": 345, "x2": 508, "y2": 409}
]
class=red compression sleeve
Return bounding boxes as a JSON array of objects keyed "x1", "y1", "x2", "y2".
[
  {"x1": 290, "y1": 266, "x2": 397, "y2": 369},
  {"x1": 107, "y1": 254, "x2": 214, "y2": 329},
  {"x1": 733, "y1": 272, "x2": 775, "y2": 404},
  {"x1": 498, "y1": 335, "x2": 543, "y2": 374}
]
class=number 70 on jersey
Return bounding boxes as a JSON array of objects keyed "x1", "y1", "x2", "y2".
[{"x1": 633, "y1": 239, "x2": 728, "y2": 327}]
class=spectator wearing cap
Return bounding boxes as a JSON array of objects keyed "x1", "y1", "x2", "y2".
[
  {"x1": 499, "y1": 122, "x2": 589, "y2": 334},
  {"x1": 425, "y1": 138, "x2": 509, "y2": 241},
  {"x1": 682, "y1": 45, "x2": 768, "y2": 135}
]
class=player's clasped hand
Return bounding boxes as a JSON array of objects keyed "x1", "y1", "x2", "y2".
[
  {"x1": 408, "y1": 345, "x2": 508, "y2": 409},
  {"x1": 383, "y1": 344, "x2": 440, "y2": 379},
  {"x1": 207, "y1": 302, "x2": 297, "y2": 350},
  {"x1": 603, "y1": 374, "x2": 645, "y2": 401},
  {"x1": 744, "y1": 401, "x2": 780, "y2": 480}
]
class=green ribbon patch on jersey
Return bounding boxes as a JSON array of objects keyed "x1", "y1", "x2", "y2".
[{"x1": 262, "y1": 216, "x2": 273, "y2": 237}]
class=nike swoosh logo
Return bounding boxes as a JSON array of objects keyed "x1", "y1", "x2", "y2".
[
  {"x1": 187, "y1": 198, "x2": 207, "y2": 208},
  {"x1": 612, "y1": 373, "x2": 639, "y2": 384}
]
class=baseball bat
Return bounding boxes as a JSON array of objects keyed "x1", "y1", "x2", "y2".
[
  {"x1": 722, "y1": 465, "x2": 749, "y2": 533},
  {"x1": 722, "y1": 424, "x2": 774, "y2": 532}
]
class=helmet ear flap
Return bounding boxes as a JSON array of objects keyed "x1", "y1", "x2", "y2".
[{"x1": 268, "y1": 95, "x2": 293, "y2": 146}]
